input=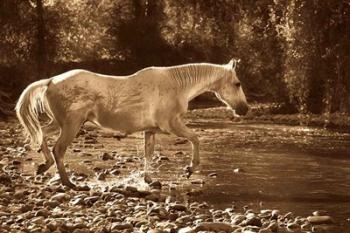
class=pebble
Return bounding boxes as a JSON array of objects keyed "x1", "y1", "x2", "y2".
[
  {"x1": 232, "y1": 214, "x2": 246, "y2": 225},
  {"x1": 191, "y1": 179, "x2": 204, "y2": 185},
  {"x1": 97, "y1": 173, "x2": 106, "y2": 181},
  {"x1": 287, "y1": 222, "x2": 300, "y2": 229},
  {"x1": 149, "y1": 181, "x2": 162, "y2": 189},
  {"x1": 312, "y1": 210, "x2": 329, "y2": 216},
  {"x1": 100, "y1": 152, "x2": 114, "y2": 160},
  {"x1": 195, "y1": 222, "x2": 233, "y2": 232},
  {"x1": 307, "y1": 215, "x2": 334, "y2": 224},
  {"x1": 244, "y1": 216, "x2": 262, "y2": 227},
  {"x1": 168, "y1": 203, "x2": 187, "y2": 211},
  {"x1": 234, "y1": 168, "x2": 244, "y2": 173},
  {"x1": 110, "y1": 222, "x2": 133, "y2": 231},
  {"x1": 44, "y1": 199, "x2": 60, "y2": 208},
  {"x1": 51, "y1": 193, "x2": 70, "y2": 202},
  {"x1": 110, "y1": 169, "x2": 120, "y2": 175}
]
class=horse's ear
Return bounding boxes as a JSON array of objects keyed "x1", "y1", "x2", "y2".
[{"x1": 227, "y1": 59, "x2": 236, "y2": 70}]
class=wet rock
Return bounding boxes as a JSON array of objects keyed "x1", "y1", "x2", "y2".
[
  {"x1": 149, "y1": 181, "x2": 162, "y2": 189},
  {"x1": 271, "y1": 210, "x2": 280, "y2": 219},
  {"x1": 144, "y1": 174, "x2": 153, "y2": 184},
  {"x1": 145, "y1": 191, "x2": 161, "y2": 202},
  {"x1": 243, "y1": 215, "x2": 262, "y2": 227},
  {"x1": 84, "y1": 196, "x2": 100, "y2": 205},
  {"x1": 125, "y1": 186, "x2": 138, "y2": 192},
  {"x1": 191, "y1": 179, "x2": 205, "y2": 185},
  {"x1": 187, "y1": 189, "x2": 203, "y2": 196},
  {"x1": 100, "y1": 152, "x2": 114, "y2": 161},
  {"x1": 178, "y1": 226, "x2": 194, "y2": 233},
  {"x1": 312, "y1": 210, "x2": 329, "y2": 216},
  {"x1": 259, "y1": 228, "x2": 274, "y2": 233},
  {"x1": 110, "y1": 222, "x2": 133, "y2": 231},
  {"x1": 35, "y1": 209, "x2": 50, "y2": 218},
  {"x1": 72, "y1": 229, "x2": 91, "y2": 233},
  {"x1": 234, "y1": 168, "x2": 244, "y2": 173},
  {"x1": 301, "y1": 222, "x2": 312, "y2": 231},
  {"x1": 265, "y1": 221, "x2": 278, "y2": 232},
  {"x1": 70, "y1": 197, "x2": 85, "y2": 206},
  {"x1": 43, "y1": 200, "x2": 60, "y2": 208},
  {"x1": 73, "y1": 148, "x2": 81, "y2": 153},
  {"x1": 20, "y1": 204, "x2": 34, "y2": 213},
  {"x1": 12, "y1": 160, "x2": 21, "y2": 165},
  {"x1": 110, "y1": 169, "x2": 120, "y2": 175},
  {"x1": 97, "y1": 173, "x2": 106, "y2": 181},
  {"x1": 283, "y1": 212, "x2": 293, "y2": 220},
  {"x1": 307, "y1": 216, "x2": 334, "y2": 225},
  {"x1": 176, "y1": 215, "x2": 192, "y2": 226},
  {"x1": 147, "y1": 229, "x2": 168, "y2": 233},
  {"x1": 287, "y1": 222, "x2": 300, "y2": 230},
  {"x1": 31, "y1": 216, "x2": 45, "y2": 225},
  {"x1": 195, "y1": 222, "x2": 233, "y2": 232},
  {"x1": 51, "y1": 193, "x2": 70, "y2": 202},
  {"x1": 168, "y1": 203, "x2": 187, "y2": 212}
]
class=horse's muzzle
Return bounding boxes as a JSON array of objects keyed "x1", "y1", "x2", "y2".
[{"x1": 235, "y1": 103, "x2": 249, "y2": 116}]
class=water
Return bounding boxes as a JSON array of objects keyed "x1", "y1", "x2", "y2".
[
  {"x1": 20, "y1": 120, "x2": 350, "y2": 230},
  {"x1": 174, "y1": 121, "x2": 350, "y2": 230}
]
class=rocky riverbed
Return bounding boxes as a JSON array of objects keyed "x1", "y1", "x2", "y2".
[{"x1": 0, "y1": 109, "x2": 347, "y2": 233}]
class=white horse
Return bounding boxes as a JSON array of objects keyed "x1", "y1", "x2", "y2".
[{"x1": 16, "y1": 59, "x2": 248, "y2": 190}]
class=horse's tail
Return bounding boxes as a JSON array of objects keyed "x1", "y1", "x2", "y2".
[{"x1": 15, "y1": 79, "x2": 52, "y2": 149}]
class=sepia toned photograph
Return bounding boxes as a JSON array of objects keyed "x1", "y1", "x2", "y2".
[{"x1": 0, "y1": 0, "x2": 349, "y2": 232}]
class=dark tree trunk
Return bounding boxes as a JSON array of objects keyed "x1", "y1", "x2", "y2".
[{"x1": 36, "y1": 0, "x2": 47, "y2": 79}]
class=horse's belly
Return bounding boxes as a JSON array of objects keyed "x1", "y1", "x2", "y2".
[{"x1": 93, "y1": 107, "x2": 155, "y2": 134}]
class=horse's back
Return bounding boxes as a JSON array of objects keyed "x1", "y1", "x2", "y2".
[
  {"x1": 45, "y1": 68, "x2": 186, "y2": 132},
  {"x1": 46, "y1": 70, "x2": 114, "y2": 122}
]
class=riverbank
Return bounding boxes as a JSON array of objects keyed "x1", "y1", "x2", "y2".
[
  {"x1": 0, "y1": 115, "x2": 346, "y2": 233},
  {"x1": 187, "y1": 105, "x2": 350, "y2": 132}
]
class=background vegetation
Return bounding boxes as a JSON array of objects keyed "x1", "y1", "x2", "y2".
[{"x1": 0, "y1": 0, "x2": 349, "y2": 115}]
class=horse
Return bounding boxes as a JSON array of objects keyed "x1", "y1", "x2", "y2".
[{"x1": 16, "y1": 59, "x2": 249, "y2": 190}]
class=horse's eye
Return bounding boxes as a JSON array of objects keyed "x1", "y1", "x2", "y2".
[{"x1": 235, "y1": 82, "x2": 241, "y2": 88}]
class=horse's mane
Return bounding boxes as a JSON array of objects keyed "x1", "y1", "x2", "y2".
[{"x1": 165, "y1": 63, "x2": 229, "y2": 88}]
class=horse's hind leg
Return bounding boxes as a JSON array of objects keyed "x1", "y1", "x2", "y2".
[
  {"x1": 52, "y1": 117, "x2": 89, "y2": 191},
  {"x1": 37, "y1": 121, "x2": 60, "y2": 175}
]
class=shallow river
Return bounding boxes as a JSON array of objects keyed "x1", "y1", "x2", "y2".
[
  {"x1": 21, "y1": 119, "x2": 350, "y2": 231},
  {"x1": 152, "y1": 120, "x2": 350, "y2": 231}
]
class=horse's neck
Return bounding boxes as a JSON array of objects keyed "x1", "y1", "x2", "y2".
[{"x1": 168, "y1": 64, "x2": 225, "y2": 101}]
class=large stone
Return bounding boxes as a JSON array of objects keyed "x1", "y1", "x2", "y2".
[
  {"x1": 51, "y1": 193, "x2": 70, "y2": 202},
  {"x1": 178, "y1": 226, "x2": 194, "y2": 233},
  {"x1": 100, "y1": 152, "x2": 114, "y2": 160},
  {"x1": 307, "y1": 216, "x2": 334, "y2": 225},
  {"x1": 194, "y1": 222, "x2": 234, "y2": 232},
  {"x1": 110, "y1": 223, "x2": 133, "y2": 231}
]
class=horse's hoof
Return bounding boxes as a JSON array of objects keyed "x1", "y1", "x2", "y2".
[
  {"x1": 36, "y1": 164, "x2": 48, "y2": 175},
  {"x1": 184, "y1": 166, "x2": 194, "y2": 178}
]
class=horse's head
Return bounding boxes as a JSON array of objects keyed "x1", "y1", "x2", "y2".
[{"x1": 213, "y1": 59, "x2": 249, "y2": 116}]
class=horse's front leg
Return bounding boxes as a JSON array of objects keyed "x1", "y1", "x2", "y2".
[
  {"x1": 144, "y1": 131, "x2": 155, "y2": 183},
  {"x1": 167, "y1": 117, "x2": 199, "y2": 177}
]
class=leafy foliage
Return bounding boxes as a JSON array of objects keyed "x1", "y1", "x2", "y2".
[{"x1": 0, "y1": 0, "x2": 349, "y2": 113}]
